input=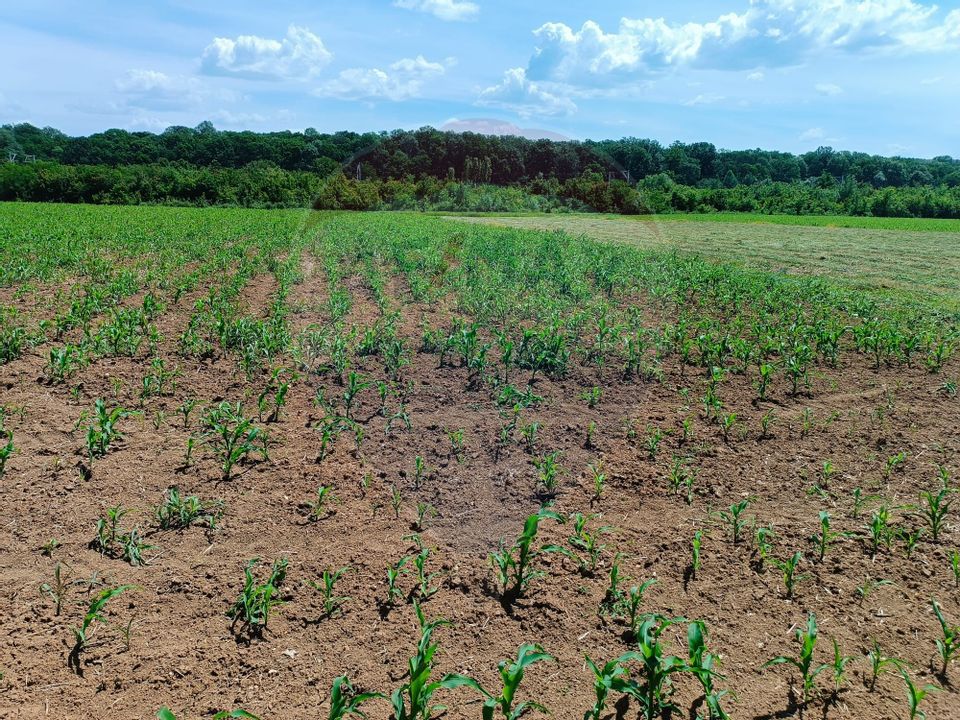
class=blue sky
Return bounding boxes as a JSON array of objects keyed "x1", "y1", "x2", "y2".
[{"x1": 1, "y1": 0, "x2": 959, "y2": 156}]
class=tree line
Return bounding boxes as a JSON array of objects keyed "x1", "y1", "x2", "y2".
[{"x1": 2, "y1": 121, "x2": 959, "y2": 216}]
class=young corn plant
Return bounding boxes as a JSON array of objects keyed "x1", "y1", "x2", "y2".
[
  {"x1": 828, "y1": 639, "x2": 855, "y2": 695},
  {"x1": 690, "y1": 529, "x2": 703, "y2": 579},
  {"x1": 227, "y1": 558, "x2": 287, "y2": 638},
  {"x1": 913, "y1": 487, "x2": 953, "y2": 542},
  {"x1": 687, "y1": 621, "x2": 731, "y2": 720},
  {"x1": 866, "y1": 639, "x2": 904, "y2": 691},
  {"x1": 447, "y1": 644, "x2": 555, "y2": 720},
  {"x1": 154, "y1": 487, "x2": 222, "y2": 530},
  {"x1": 565, "y1": 512, "x2": 612, "y2": 576},
  {"x1": 769, "y1": 551, "x2": 807, "y2": 599},
  {"x1": 589, "y1": 461, "x2": 606, "y2": 503},
  {"x1": 489, "y1": 509, "x2": 565, "y2": 604},
  {"x1": 633, "y1": 614, "x2": 696, "y2": 720},
  {"x1": 85, "y1": 398, "x2": 133, "y2": 461},
  {"x1": 763, "y1": 613, "x2": 828, "y2": 704},
  {"x1": 158, "y1": 710, "x2": 261, "y2": 720},
  {"x1": 68, "y1": 584, "x2": 137, "y2": 674},
  {"x1": 390, "y1": 601, "x2": 466, "y2": 720},
  {"x1": 409, "y1": 547, "x2": 442, "y2": 599},
  {"x1": 385, "y1": 556, "x2": 410, "y2": 608},
  {"x1": 810, "y1": 511, "x2": 851, "y2": 563},
  {"x1": 533, "y1": 451, "x2": 562, "y2": 496},
  {"x1": 326, "y1": 675, "x2": 385, "y2": 720},
  {"x1": 307, "y1": 485, "x2": 337, "y2": 521},
  {"x1": 932, "y1": 599, "x2": 959, "y2": 676},
  {"x1": 714, "y1": 500, "x2": 751, "y2": 545},
  {"x1": 900, "y1": 668, "x2": 937, "y2": 720},
  {"x1": 200, "y1": 402, "x2": 266, "y2": 481},
  {"x1": 0, "y1": 427, "x2": 13, "y2": 476},
  {"x1": 39, "y1": 563, "x2": 70, "y2": 616},
  {"x1": 309, "y1": 566, "x2": 352, "y2": 618},
  {"x1": 583, "y1": 653, "x2": 642, "y2": 720}
]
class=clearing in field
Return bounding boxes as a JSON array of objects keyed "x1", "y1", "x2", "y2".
[
  {"x1": 454, "y1": 213, "x2": 960, "y2": 312},
  {"x1": 0, "y1": 203, "x2": 958, "y2": 720}
]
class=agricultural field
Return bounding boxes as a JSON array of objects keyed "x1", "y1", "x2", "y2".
[
  {"x1": 455, "y1": 213, "x2": 960, "y2": 312},
  {"x1": 0, "y1": 202, "x2": 959, "y2": 720}
]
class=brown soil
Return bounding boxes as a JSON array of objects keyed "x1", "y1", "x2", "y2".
[{"x1": 0, "y1": 265, "x2": 959, "y2": 720}]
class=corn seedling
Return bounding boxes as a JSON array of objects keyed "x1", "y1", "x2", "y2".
[
  {"x1": 752, "y1": 525, "x2": 775, "y2": 571},
  {"x1": 866, "y1": 639, "x2": 904, "y2": 691},
  {"x1": 645, "y1": 426, "x2": 665, "y2": 459},
  {"x1": 951, "y1": 549, "x2": 960, "y2": 587},
  {"x1": 85, "y1": 399, "x2": 132, "y2": 461},
  {"x1": 413, "y1": 455, "x2": 427, "y2": 489},
  {"x1": 448, "y1": 643, "x2": 555, "y2": 720},
  {"x1": 565, "y1": 512, "x2": 612, "y2": 576},
  {"x1": 389, "y1": 601, "x2": 463, "y2": 720},
  {"x1": 900, "y1": 668, "x2": 937, "y2": 720},
  {"x1": 154, "y1": 487, "x2": 222, "y2": 530},
  {"x1": 489, "y1": 509, "x2": 565, "y2": 603},
  {"x1": 178, "y1": 397, "x2": 199, "y2": 428},
  {"x1": 913, "y1": 487, "x2": 953, "y2": 542},
  {"x1": 714, "y1": 500, "x2": 751, "y2": 545},
  {"x1": 201, "y1": 402, "x2": 266, "y2": 481},
  {"x1": 621, "y1": 580, "x2": 659, "y2": 634},
  {"x1": 257, "y1": 367, "x2": 294, "y2": 423},
  {"x1": 391, "y1": 485, "x2": 403, "y2": 519},
  {"x1": 763, "y1": 613, "x2": 827, "y2": 704},
  {"x1": 309, "y1": 566, "x2": 352, "y2": 618},
  {"x1": 583, "y1": 653, "x2": 642, "y2": 720},
  {"x1": 414, "y1": 502, "x2": 436, "y2": 532},
  {"x1": 385, "y1": 556, "x2": 410, "y2": 607},
  {"x1": 0, "y1": 428, "x2": 13, "y2": 476},
  {"x1": 868, "y1": 505, "x2": 894, "y2": 557},
  {"x1": 769, "y1": 551, "x2": 806, "y2": 599},
  {"x1": 326, "y1": 675, "x2": 385, "y2": 720},
  {"x1": 811, "y1": 511, "x2": 850, "y2": 562},
  {"x1": 39, "y1": 563, "x2": 70, "y2": 616},
  {"x1": 932, "y1": 598, "x2": 959, "y2": 675},
  {"x1": 408, "y1": 548, "x2": 441, "y2": 599},
  {"x1": 829, "y1": 639, "x2": 855, "y2": 693},
  {"x1": 884, "y1": 450, "x2": 908, "y2": 479},
  {"x1": 899, "y1": 526, "x2": 925, "y2": 558},
  {"x1": 158, "y1": 710, "x2": 261, "y2": 720},
  {"x1": 581, "y1": 386, "x2": 601, "y2": 408},
  {"x1": 589, "y1": 461, "x2": 606, "y2": 503},
  {"x1": 691, "y1": 529, "x2": 703, "y2": 578},
  {"x1": 632, "y1": 614, "x2": 697, "y2": 720},
  {"x1": 687, "y1": 621, "x2": 731, "y2": 720},
  {"x1": 307, "y1": 485, "x2": 337, "y2": 521},
  {"x1": 533, "y1": 451, "x2": 562, "y2": 495},
  {"x1": 227, "y1": 558, "x2": 286, "y2": 638},
  {"x1": 448, "y1": 428, "x2": 465, "y2": 462},
  {"x1": 68, "y1": 584, "x2": 137, "y2": 673}
]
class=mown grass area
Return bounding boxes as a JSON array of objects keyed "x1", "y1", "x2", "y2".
[{"x1": 453, "y1": 213, "x2": 960, "y2": 313}]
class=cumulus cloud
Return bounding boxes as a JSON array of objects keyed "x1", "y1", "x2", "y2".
[
  {"x1": 524, "y1": 1, "x2": 960, "y2": 84},
  {"x1": 115, "y1": 69, "x2": 240, "y2": 110},
  {"x1": 441, "y1": 118, "x2": 571, "y2": 140},
  {"x1": 315, "y1": 55, "x2": 448, "y2": 101},
  {"x1": 477, "y1": 67, "x2": 577, "y2": 118},
  {"x1": 201, "y1": 25, "x2": 332, "y2": 80},
  {"x1": 799, "y1": 127, "x2": 826, "y2": 141},
  {"x1": 394, "y1": 0, "x2": 479, "y2": 22}
]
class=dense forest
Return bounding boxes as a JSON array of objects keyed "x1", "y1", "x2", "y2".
[{"x1": 2, "y1": 122, "x2": 959, "y2": 216}]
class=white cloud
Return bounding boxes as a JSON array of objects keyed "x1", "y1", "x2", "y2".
[
  {"x1": 815, "y1": 82, "x2": 843, "y2": 96},
  {"x1": 394, "y1": 0, "x2": 479, "y2": 22},
  {"x1": 201, "y1": 25, "x2": 332, "y2": 80},
  {"x1": 920, "y1": 76, "x2": 943, "y2": 84},
  {"x1": 524, "y1": 1, "x2": 960, "y2": 84},
  {"x1": 799, "y1": 127, "x2": 826, "y2": 141},
  {"x1": 115, "y1": 69, "x2": 241, "y2": 110},
  {"x1": 315, "y1": 55, "x2": 447, "y2": 101},
  {"x1": 441, "y1": 117, "x2": 571, "y2": 140},
  {"x1": 476, "y1": 67, "x2": 577, "y2": 118},
  {"x1": 684, "y1": 93, "x2": 725, "y2": 106},
  {"x1": 747, "y1": 70, "x2": 764, "y2": 81}
]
